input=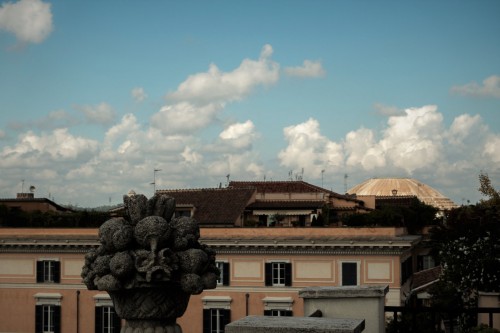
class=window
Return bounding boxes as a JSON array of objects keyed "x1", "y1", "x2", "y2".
[
  {"x1": 215, "y1": 261, "x2": 229, "y2": 286},
  {"x1": 417, "y1": 255, "x2": 435, "y2": 271},
  {"x1": 34, "y1": 293, "x2": 62, "y2": 333},
  {"x1": 263, "y1": 296, "x2": 293, "y2": 317},
  {"x1": 265, "y1": 262, "x2": 292, "y2": 287},
  {"x1": 203, "y1": 309, "x2": 230, "y2": 333},
  {"x1": 264, "y1": 309, "x2": 293, "y2": 317},
  {"x1": 36, "y1": 260, "x2": 60, "y2": 283},
  {"x1": 95, "y1": 306, "x2": 121, "y2": 333},
  {"x1": 401, "y1": 256, "x2": 413, "y2": 284},
  {"x1": 36, "y1": 304, "x2": 60, "y2": 333},
  {"x1": 341, "y1": 262, "x2": 358, "y2": 286}
]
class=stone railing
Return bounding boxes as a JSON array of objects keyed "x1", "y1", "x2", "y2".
[{"x1": 227, "y1": 285, "x2": 389, "y2": 333}]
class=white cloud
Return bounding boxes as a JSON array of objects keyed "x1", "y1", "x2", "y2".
[
  {"x1": 167, "y1": 44, "x2": 279, "y2": 105},
  {"x1": 75, "y1": 102, "x2": 117, "y2": 125},
  {"x1": 219, "y1": 120, "x2": 258, "y2": 149},
  {"x1": 0, "y1": 128, "x2": 99, "y2": 168},
  {"x1": 285, "y1": 60, "x2": 325, "y2": 78},
  {"x1": 483, "y1": 134, "x2": 500, "y2": 164},
  {"x1": 278, "y1": 118, "x2": 344, "y2": 176},
  {"x1": 151, "y1": 102, "x2": 222, "y2": 135},
  {"x1": 446, "y1": 114, "x2": 486, "y2": 146},
  {"x1": 0, "y1": 0, "x2": 53, "y2": 44},
  {"x1": 451, "y1": 75, "x2": 500, "y2": 98},
  {"x1": 131, "y1": 87, "x2": 147, "y2": 102},
  {"x1": 344, "y1": 128, "x2": 385, "y2": 170}
]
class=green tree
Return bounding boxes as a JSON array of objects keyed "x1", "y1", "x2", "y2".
[{"x1": 430, "y1": 173, "x2": 500, "y2": 307}]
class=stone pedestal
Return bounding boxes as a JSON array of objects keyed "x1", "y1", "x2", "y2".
[{"x1": 299, "y1": 285, "x2": 388, "y2": 333}]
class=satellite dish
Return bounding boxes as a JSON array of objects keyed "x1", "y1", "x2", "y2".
[{"x1": 29, "y1": 185, "x2": 36, "y2": 193}]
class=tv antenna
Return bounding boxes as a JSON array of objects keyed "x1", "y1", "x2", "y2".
[
  {"x1": 151, "y1": 168, "x2": 161, "y2": 194},
  {"x1": 344, "y1": 174, "x2": 348, "y2": 194}
]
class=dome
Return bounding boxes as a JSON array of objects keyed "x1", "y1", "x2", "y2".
[{"x1": 347, "y1": 178, "x2": 457, "y2": 211}]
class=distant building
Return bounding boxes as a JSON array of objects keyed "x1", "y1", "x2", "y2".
[
  {"x1": 0, "y1": 192, "x2": 73, "y2": 214},
  {"x1": 347, "y1": 178, "x2": 458, "y2": 212},
  {"x1": 157, "y1": 180, "x2": 370, "y2": 227}
]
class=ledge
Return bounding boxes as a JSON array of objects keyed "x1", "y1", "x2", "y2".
[
  {"x1": 226, "y1": 316, "x2": 365, "y2": 333},
  {"x1": 299, "y1": 285, "x2": 389, "y2": 299}
]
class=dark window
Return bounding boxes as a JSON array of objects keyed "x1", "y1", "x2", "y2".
[
  {"x1": 417, "y1": 255, "x2": 435, "y2": 271},
  {"x1": 35, "y1": 305, "x2": 61, "y2": 333},
  {"x1": 401, "y1": 257, "x2": 413, "y2": 284},
  {"x1": 36, "y1": 261, "x2": 60, "y2": 283},
  {"x1": 203, "y1": 309, "x2": 230, "y2": 333},
  {"x1": 95, "y1": 306, "x2": 121, "y2": 333},
  {"x1": 265, "y1": 262, "x2": 292, "y2": 286},
  {"x1": 216, "y1": 262, "x2": 229, "y2": 286},
  {"x1": 341, "y1": 262, "x2": 357, "y2": 286},
  {"x1": 264, "y1": 309, "x2": 293, "y2": 317}
]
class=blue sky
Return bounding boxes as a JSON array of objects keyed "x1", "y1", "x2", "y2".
[{"x1": 0, "y1": 0, "x2": 499, "y2": 207}]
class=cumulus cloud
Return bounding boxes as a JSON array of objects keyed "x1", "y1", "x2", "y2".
[
  {"x1": 451, "y1": 75, "x2": 500, "y2": 98},
  {"x1": 131, "y1": 87, "x2": 147, "y2": 102},
  {"x1": 285, "y1": 60, "x2": 325, "y2": 78},
  {"x1": 278, "y1": 105, "x2": 493, "y2": 181},
  {"x1": 0, "y1": 128, "x2": 99, "y2": 168},
  {"x1": 75, "y1": 102, "x2": 117, "y2": 126},
  {"x1": 0, "y1": 0, "x2": 53, "y2": 44},
  {"x1": 278, "y1": 118, "x2": 344, "y2": 176},
  {"x1": 219, "y1": 120, "x2": 258, "y2": 149},
  {"x1": 167, "y1": 44, "x2": 279, "y2": 105}
]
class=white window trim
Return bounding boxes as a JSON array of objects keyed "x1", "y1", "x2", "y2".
[
  {"x1": 339, "y1": 260, "x2": 361, "y2": 286},
  {"x1": 266, "y1": 259, "x2": 291, "y2": 263},
  {"x1": 202, "y1": 296, "x2": 231, "y2": 310},
  {"x1": 93, "y1": 293, "x2": 114, "y2": 307},
  {"x1": 37, "y1": 258, "x2": 60, "y2": 262},
  {"x1": 262, "y1": 297, "x2": 293, "y2": 311},
  {"x1": 34, "y1": 293, "x2": 62, "y2": 306}
]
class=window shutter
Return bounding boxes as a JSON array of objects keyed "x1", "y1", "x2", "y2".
[
  {"x1": 35, "y1": 305, "x2": 43, "y2": 333},
  {"x1": 222, "y1": 262, "x2": 230, "y2": 286},
  {"x1": 95, "y1": 307, "x2": 102, "y2": 333},
  {"x1": 264, "y1": 310, "x2": 272, "y2": 316},
  {"x1": 220, "y1": 309, "x2": 231, "y2": 330},
  {"x1": 284, "y1": 263, "x2": 292, "y2": 286},
  {"x1": 53, "y1": 261, "x2": 61, "y2": 283},
  {"x1": 202, "y1": 309, "x2": 211, "y2": 333},
  {"x1": 112, "y1": 308, "x2": 121, "y2": 332},
  {"x1": 265, "y1": 263, "x2": 272, "y2": 286},
  {"x1": 53, "y1": 306, "x2": 61, "y2": 333},
  {"x1": 36, "y1": 261, "x2": 44, "y2": 283}
]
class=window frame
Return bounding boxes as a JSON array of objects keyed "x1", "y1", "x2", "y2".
[
  {"x1": 265, "y1": 261, "x2": 292, "y2": 287},
  {"x1": 203, "y1": 308, "x2": 230, "y2": 333},
  {"x1": 215, "y1": 261, "x2": 230, "y2": 286},
  {"x1": 36, "y1": 259, "x2": 60, "y2": 283},
  {"x1": 339, "y1": 261, "x2": 360, "y2": 286}
]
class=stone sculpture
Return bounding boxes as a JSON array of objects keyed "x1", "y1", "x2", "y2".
[{"x1": 82, "y1": 192, "x2": 219, "y2": 333}]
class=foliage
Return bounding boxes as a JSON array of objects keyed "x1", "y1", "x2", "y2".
[
  {"x1": 343, "y1": 198, "x2": 439, "y2": 234},
  {"x1": 472, "y1": 325, "x2": 500, "y2": 333},
  {"x1": 430, "y1": 173, "x2": 500, "y2": 312}
]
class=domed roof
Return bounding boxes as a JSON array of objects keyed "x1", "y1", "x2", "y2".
[{"x1": 347, "y1": 178, "x2": 457, "y2": 211}]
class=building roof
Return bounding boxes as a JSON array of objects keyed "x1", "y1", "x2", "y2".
[
  {"x1": 0, "y1": 197, "x2": 73, "y2": 213},
  {"x1": 229, "y1": 180, "x2": 362, "y2": 202},
  {"x1": 157, "y1": 187, "x2": 255, "y2": 226},
  {"x1": 347, "y1": 178, "x2": 457, "y2": 211},
  {"x1": 411, "y1": 266, "x2": 442, "y2": 291},
  {"x1": 247, "y1": 200, "x2": 326, "y2": 210}
]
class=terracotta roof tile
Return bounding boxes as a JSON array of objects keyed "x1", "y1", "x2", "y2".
[{"x1": 157, "y1": 187, "x2": 255, "y2": 226}]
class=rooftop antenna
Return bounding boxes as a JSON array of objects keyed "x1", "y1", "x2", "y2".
[
  {"x1": 226, "y1": 174, "x2": 230, "y2": 186},
  {"x1": 321, "y1": 170, "x2": 325, "y2": 188},
  {"x1": 151, "y1": 168, "x2": 161, "y2": 194},
  {"x1": 344, "y1": 174, "x2": 348, "y2": 194},
  {"x1": 21, "y1": 179, "x2": 25, "y2": 193}
]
